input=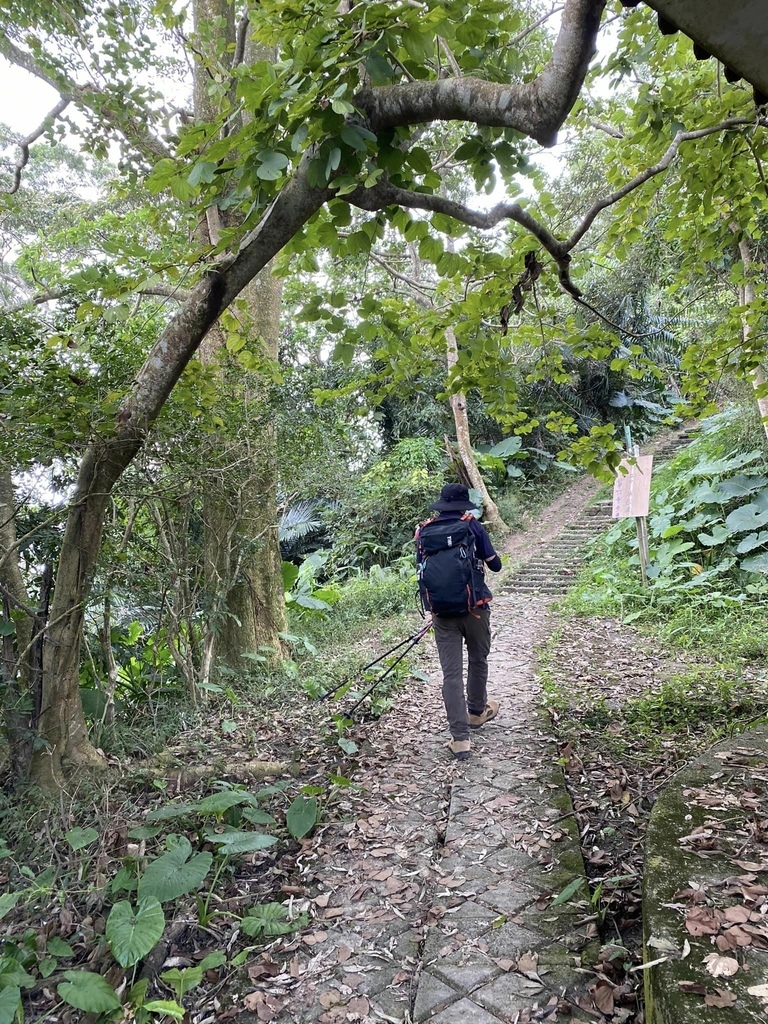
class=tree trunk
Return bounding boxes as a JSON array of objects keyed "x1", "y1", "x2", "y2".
[
  {"x1": 0, "y1": 469, "x2": 36, "y2": 781},
  {"x1": 194, "y1": 0, "x2": 287, "y2": 672},
  {"x1": 737, "y1": 238, "x2": 768, "y2": 443},
  {"x1": 445, "y1": 327, "x2": 509, "y2": 536}
]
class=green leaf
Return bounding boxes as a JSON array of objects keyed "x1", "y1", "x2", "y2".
[
  {"x1": 718, "y1": 474, "x2": 768, "y2": 498},
  {"x1": 550, "y1": 877, "x2": 586, "y2": 906},
  {"x1": 143, "y1": 999, "x2": 186, "y2": 1020},
  {"x1": 341, "y1": 125, "x2": 376, "y2": 152},
  {"x1": 0, "y1": 620, "x2": 15, "y2": 636},
  {"x1": 160, "y1": 964, "x2": 203, "y2": 999},
  {"x1": 489, "y1": 437, "x2": 523, "y2": 458},
  {"x1": 725, "y1": 503, "x2": 768, "y2": 534},
  {"x1": 240, "y1": 902, "x2": 307, "y2": 937},
  {"x1": 0, "y1": 892, "x2": 22, "y2": 920},
  {"x1": 282, "y1": 560, "x2": 300, "y2": 592},
  {"x1": 65, "y1": 826, "x2": 99, "y2": 851},
  {"x1": 46, "y1": 937, "x2": 74, "y2": 957},
  {"x1": 0, "y1": 987, "x2": 20, "y2": 1024},
  {"x1": 58, "y1": 971, "x2": 122, "y2": 1013},
  {"x1": 256, "y1": 150, "x2": 290, "y2": 181},
  {"x1": 187, "y1": 161, "x2": 217, "y2": 186},
  {"x1": 741, "y1": 551, "x2": 768, "y2": 573},
  {"x1": 196, "y1": 791, "x2": 258, "y2": 815},
  {"x1": 207, "y1": 830, "x2": 277, "y2": 854},
  {"x1": 286, "y1": 796, "x2": 318, "y2": 839},
  {"x1": 106, "y1": 897, "x2": 165, "y2": 968},
  {"x1": 138, "y1": 838, "x2": 212, "y2": 904},
  {"x1": 697, "y1": 524, "x2": 731, "y2": 547},
  {"x1": 199, "y1": 951, "x2": 227, "y2": 970},
  {"x1": 337, "y1": 737, "x2": 358, "y2": 755},
  {"x1": 241, "y1": 807, "x2": 277, "y2": 827},
  {"x1": 736, "y1": 530, "x2": 768, "y2": 554},
  {"x1": 145, "y1": 803, "x2": 197, "y2": 822}
]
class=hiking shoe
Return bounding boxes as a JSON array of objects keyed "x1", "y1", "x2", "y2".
[
  {"x1": 447, "y1": 738, "x2": 471, "y2": 761},
  {"x1": 468, "y1": 700, "x2": 500, "y2": 730}
]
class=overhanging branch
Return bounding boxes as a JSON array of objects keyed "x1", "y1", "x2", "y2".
[
  {"x1": 356, "y1": 0, "x2": 607, "y2": 145},
  {"x1": 6, "y1": 98, "x2": 70, "y2": 195}
]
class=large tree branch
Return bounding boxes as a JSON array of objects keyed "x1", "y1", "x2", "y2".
[
  {"x1": 5, "y1": 98, "x2": 70, "y2": 194},
  {"x1": 564, "y1": 115, "x2": 764, "y2": 251},
  {"x1": 356, "y1": 0, "x2": 606, "y2": 145},
  {"x1": 0, "y1": 34, "x2": 171, "y2": 162}
]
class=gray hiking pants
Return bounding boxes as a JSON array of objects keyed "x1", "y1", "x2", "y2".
[{"x1": 432, "y1": 607, "x2": 491, "y2": 741}]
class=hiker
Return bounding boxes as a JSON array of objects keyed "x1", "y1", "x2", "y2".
[{"x1": 415, "y1": 484, "x2": 502, "y2": 761}]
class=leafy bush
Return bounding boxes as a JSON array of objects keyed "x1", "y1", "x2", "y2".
[{"x1": 326, "y1": 438, "x2": 444, "y2": 570}]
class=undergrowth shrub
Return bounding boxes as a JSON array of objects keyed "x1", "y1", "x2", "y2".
[{"x1": 565, "y1": 407, "x2": 768, "y2": 657}]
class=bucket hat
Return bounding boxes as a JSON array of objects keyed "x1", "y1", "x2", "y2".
[{"x1": 429, "y1": 483, "x2": 478, "y2": 512}]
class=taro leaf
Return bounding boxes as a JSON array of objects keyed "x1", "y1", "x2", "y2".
[
  {"x1": 65, "y1": 826, "x2": 99, "y2": 851},
  {"x1": 145, "y1": 802, "x2": 196, "y2": 822},
  {"x1": 106, "y1": 896, "x2": 165, "y2": 967},
  {"x1": 737, "y1": 530, "x2": 768, "y2": 554},
  {"x1": 718, "y1": 474, "x2": 768, "y2": 498},
  {"x1": 196, "y1": 791, "x2": 258, "y2": 815},
  {"x1": 58, "y1": 971, "x2": 122, "y2": 1013},
  {"x1": 137, "y1": 837, "x2": 212, "y2": 903},
  {"x1": 286, "y1": 795, "x2": 318, "y2": 839},
  {"x1": 0, "y1": 892, "x2": 22, "y2": 920},
  {"x1": 160, "y1": 964, "x2": 204, "y2": 999},
  {"x1": 241, "y1": 807, "x2": 277, "y2": 827},
  {"x1": 240, "y1": 902, "x2": 307, "y2": 937},
  {"x1": 489, "y1": 436, "x2": 523, "y2": 458},
  {"x1": 725, "y1": 503, "x2": 768, "y2": 534},
  {"x1": 550, "y1": 876, "x2": 585, "y2": 906},
  {"x1": 0, "y1": 987, "x2": 20, "y2": 1024},
  {"x1": 741, "y1": 551, "x2": 768, "y2": 574},
  {"x1": 46, "y1": 937, "x2": 74, "y2": 958},
  {"x1": 207, "y1": 830, "x2": 277, "y2": 854},
  {"x1": 697, "y1": 524, "x2": 732, "y2": 547}
]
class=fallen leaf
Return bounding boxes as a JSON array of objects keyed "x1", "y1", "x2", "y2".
[
  {"x1": 703, "y1": 953, "x2": 739, "y2": 978},
  {"x1": 337, "y1": 945, "x2": 352, "y2": 964},
  {"x1": 705, "y1": 989, "x2": 737, "y2": 1008},
  {"x1": 493, "y1": 958, "x2": 515, "y2": 972},
  {"x1": 748, "y1": 983, "x2": 768, "y2": 1003},
  {"x1": 346, "y1": 995, "x2": 370, "y2": 1014},
  {"x1": 678, "y1": 981, "x2": 707, "y2": 995},
  {"x1": 724, "y1": 906, "x2": 750, "y2": 923}
]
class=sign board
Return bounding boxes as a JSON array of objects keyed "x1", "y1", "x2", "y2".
[{"x1": 612, "y1": 455, "x2": 654, "y2": 519}]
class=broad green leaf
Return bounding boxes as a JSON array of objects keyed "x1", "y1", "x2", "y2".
[
  {"x1": 196, "y1": 791, "x2": 258, "y2": 814},
  {"x1": 489, "y1": 437, "x2": 522, "y2": 458},
  {"x1": 46, "y1": 937, "x2": 74, "y2": 957},
  {"x1": 0, "y1": 892, "x2": 22, "y2": 920},
  {"x1": 337, "y1": 737, "x2": 357, "y2": 755},
  {"x1": 741, "y1": 551, "x2": 768, "y2": 573},
  {"x1": 240, "y1": 902, "x2": 307, "y2": 937},
  {"x1": 0, "y1": 987, "x2": 20, "y2": 1024},
  {"x1": 106, "y1": 896, "x2": 165, "y2": 967},
  {"x1": 256, "y1": 150, "x2": 290, "y2": 181},
  {"x1": 0, "y1": 620, "x2": 15, "y2": 636},
  {"x1": 160, "y1": 964, "x2": 203, "y2": 998},
  {"x1": 736, "y1": 530, "x2": 768, "y2": 554},
  {"x1": 697, "y1": 524, "x2": 731, "y2": 547},
  {"x1": 199, "y1": 951, "x2": 227, "y2": 970},
  {"x1": 718, "y1": 474, "x2": 768, "y2": 498},
  {"x1": 65, "y1": 826, "x2": 99, "y2": 851},
  {"x1": 282, "y1": 560, "x2": 299, "y2": 592},
  {"x1": 241, "y1": 807, "x2": 277, "y2": 826},
  {"x1": 146, "y1": 803, "x2": 196, "y2": 822},
  {"x1": 58, "y1": 971, "x2": 122, "y2": 1013},
  {"x1": 286, "y1": 796, "x2": 318, "y2": 839},
  {"x1": 725, "y1": 503, "x2": 768, "y2": 534},
  {"x1": 138, "y1": 838, "x2": 212, "y2": 903},
  {"x1": 187, "y1": 160, "x2": 217, "y2": 186},
  {"x1": 207, "y1": 830, "x2": 277, "y2": 854}
]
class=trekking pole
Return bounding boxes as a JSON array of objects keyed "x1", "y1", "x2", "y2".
[
  {"x1": 319, "y1": 622, "x2": 433, "y2": 702},
  {"x1": 344, "y1": 620, "x2": 432, "y2": 719}
]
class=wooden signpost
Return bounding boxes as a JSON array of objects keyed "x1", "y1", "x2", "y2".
[{"x1": 612, "y1": 453, "x2": 653, "y2": 585}]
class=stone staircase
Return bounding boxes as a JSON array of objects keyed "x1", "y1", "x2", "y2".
[{"x1": 503, "y1": 426, "x2": 699, "y2": 597}]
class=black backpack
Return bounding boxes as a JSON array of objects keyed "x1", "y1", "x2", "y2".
[{"x1": 415, "y1": 515, "x2": 486, "y2": 616}]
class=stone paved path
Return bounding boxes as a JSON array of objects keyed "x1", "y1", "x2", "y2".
[{"x1": 254, "y1": 483, "x2": 648, "y2": 1023}]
